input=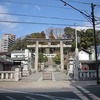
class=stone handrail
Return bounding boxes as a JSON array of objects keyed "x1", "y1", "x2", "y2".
[
  {"x1": 0, "y1": 71, "x2": 19, "y2": 81},
  {"x1": 78, "y1": 70, "x2": 100, "y2": 80}
]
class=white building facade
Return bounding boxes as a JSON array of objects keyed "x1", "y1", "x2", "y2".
[{"x1": 78, "y1": 50, "x2": 90, "y2": 61}]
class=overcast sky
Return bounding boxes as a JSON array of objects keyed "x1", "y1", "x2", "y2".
[{"x1": 0, "y1": 0, "x2": 100, "y2": 38}]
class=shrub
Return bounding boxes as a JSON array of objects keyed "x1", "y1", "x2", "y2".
[
  {"x1": 38, "y1": 53, "x2": 48, "y2": 63},
  {"x1": 52, "y1": 54, "x2": 60, "y2": 65}
]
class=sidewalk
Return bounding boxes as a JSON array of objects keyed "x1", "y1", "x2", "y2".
[
  {"x1": 20, "y1": 72, "x2": 43, "y2": 82},
  {"x1": 71, "y1": 80, "x2": 97, "y2": 87},
  {"x1": 0, "y1": 79, "x2": 98, "y2": 89},
  {"x1": 0, "y1": 80, "x2": 71, "y2": 89}
]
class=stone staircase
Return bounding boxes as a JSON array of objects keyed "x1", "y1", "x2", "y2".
[{"x1": 47, "y1": 57, "x2": 54, "y2": 66}]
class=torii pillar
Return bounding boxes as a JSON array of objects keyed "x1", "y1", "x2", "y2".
[
  {"x1": 60, "y1": 41, "x2": 64, "y2": 71},
  {"x1": 35, "y1": 41, "x2": 39, "y2": 71}
]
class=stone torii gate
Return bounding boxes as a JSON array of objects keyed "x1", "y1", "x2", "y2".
[{"x1": 27, "y1": 38, "x2": 72, "y2": 72}]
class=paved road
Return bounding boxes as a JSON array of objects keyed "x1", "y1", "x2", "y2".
[
  {"x1": 0, "y1": 88, "x2": 80, "y2": 100},
  {"x1": 84, "y1": 85, "x2": 100, "y2": 98}
]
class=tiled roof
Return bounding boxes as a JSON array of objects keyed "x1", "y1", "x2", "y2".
[
  {"x1": 11, "y1": 50, "x2": 25, "y2": 53},
  {"x1": 80, "y1": 60, "x2": 100, "y2": 64},
  {"x1": 79, "y1": 49, "x2": 91, "y2": 54},
  {"x1": 0, "y1": 58, "x2": 13, "y2": 64},
  {"x1": 10, "y1": 57, "x2": 26, "y2": 61}
]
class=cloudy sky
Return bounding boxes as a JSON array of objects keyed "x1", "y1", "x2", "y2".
[{"x1": 0, "y1": 0, "x2": 100, "y2": 38}]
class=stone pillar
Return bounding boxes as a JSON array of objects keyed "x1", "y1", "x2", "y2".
[
  {"x1": 35, "y1": 41, "x2": 39, "y2": 71},
  {"x1": 48, "y1": 42, "x2": 51, "y2": 47},
  {"x1": 1, "y1": 73, "x2": 4, "y2": 79},
  {"x1": 15, "y1": 68, "x2": 20, "y2": 81},
  {"x1": 60, "y1": 41, "x2": 64, "y2": 71},
  {"x1": 46, "y1": 48, "x2": 49, "y2": 54},
  {"x1": 6, "y1": 73, "x2": 8, "y2": 79},
  {"x1": 46, "y1": 42, "x2": 51, "y2": 54}
]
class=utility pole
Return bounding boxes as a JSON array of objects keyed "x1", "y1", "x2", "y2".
[
  {"x1": 74, "y1": 29, "x2": 79, "y2": 80},
  {"x1": 91, "y1": 3, "x2": 100, "y2": 84}
]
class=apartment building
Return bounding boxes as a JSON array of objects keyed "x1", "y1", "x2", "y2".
[{"x1": 0, "y1": 34, "x2": 16, "y2": 52}]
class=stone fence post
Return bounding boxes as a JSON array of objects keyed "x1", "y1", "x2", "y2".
[{"x1": 14, "y1": 68, "x2": 20, "y2": 81}]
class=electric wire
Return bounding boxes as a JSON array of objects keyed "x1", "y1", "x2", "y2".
[
  {"x1": 0, "y1": 12, "x2": 88, "y2": 22},
  {"x1": 64, "y1": 0, "x2": 100, "y2": 7},
  {"x1": 0, "y1": 0, "x2": 73, "y2": 10},
  {"x1": 60, "y1": 0, "x2": 93, "y2": 24},
  {"x1": 65, "y1": 0, "x2": 91, "y2": 5},
  {"x1": 0, "y1": 0, "x2": 89, "y2": 11},
  {"x1": 0, "y1": 20, "x2": 93, "y2": 27}
]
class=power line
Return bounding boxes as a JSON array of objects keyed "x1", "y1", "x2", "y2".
[
  {"x1": 0, "y1": 0, "x2": 88, "y2": 11},
  {"x1": 0, "y1": 20, "x2": 93, "y2": 27},
  {"x1": 81, "y1": 13, "x2": 92, "y2": 24},
  {"x1": 64, "y1": 0, "x2": 100, "y2": 7},
  {"x1": 65, "y1": 0, "x2": 91, "y2": 5},
  {"x1": 95, "y1": 22, "x2": 100, "y2": 25},
  {"x1": 60, "y1": 0, "x2": 90, "y2": 17},
  {"x1": 0, "y1": 0, "x2": 71, "y2": 10},
  {"x1": 95, "y1": 16, "x2": 100, "y2": 20},
  {"x1": 96, "y1": 4, "x2": 100, "y2": 7},
  {"x1": 60, "y1": 0, "x2": 92, "y2": 24},
  {"x1": 0, "y1": 13, "x2": 88, "y2": 22}
]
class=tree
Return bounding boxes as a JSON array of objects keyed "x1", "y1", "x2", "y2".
[
  {"x1": 45, "y1": 27, "x2": 64, "y2": 39},
  {"x1": 29, "y1": 31, "x2": 46, "y2": 39},
  {"x1": 63, "y1": 27, "x2": 75, "y2": 52},
  {"x1": 52, "y1": 54, "x2": 60, "y2": 65},
  {"x1": 64, "y1": 27, "x2": 75, "y2": 39},
  {"x1": 29, "y1": 33, "x2": 39, "y2": 38},
  {"x1": 49, "y1": 30, "x2": 55, "y2": 39},
  {"x1": 96, "y1": 30, "x2": 100, "y2": 45},
  {"x1": 43, "y1": 55, "x2": 48, "y2": 62},
  {"x1": 38, "y1": 53, "x2": 44, "y2": 64},
  {"x1": 9, "y1": 38, "x2": 27, "y2": 51},
  {"x1": 38, "y1": 53, "x2": 48, "y2": 64},
  {"x1": 79, "y1": 29, "x2": 94, "y2": 49},
  {"x1": 38, "y1": 53, "x2": 48, "y2": 71},
  {"x1": 38, "y1": 31, "x2": 46, "y2": 38}
]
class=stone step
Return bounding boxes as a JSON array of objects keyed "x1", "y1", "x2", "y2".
[{"x1": 43, "y1": 72, "x2": 52, "y2": 80}]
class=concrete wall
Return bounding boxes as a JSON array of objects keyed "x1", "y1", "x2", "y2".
[
  {"x1": 78, "y1": 50, "x2": 89, "y2": 60},
  {"x1": 0, "y1": 63, "x2": 3, "y2": 71},
  {"x1": 11, "y1": 52, "x2": 25, "y2": 58}
]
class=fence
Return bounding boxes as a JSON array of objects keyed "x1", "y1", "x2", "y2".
[
  {"x1": 0, "y1": 71, "x2": 20, "y2": 81},
  {"x1": 78, "y1": 70, "x2": 100, "y2": 80}
]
